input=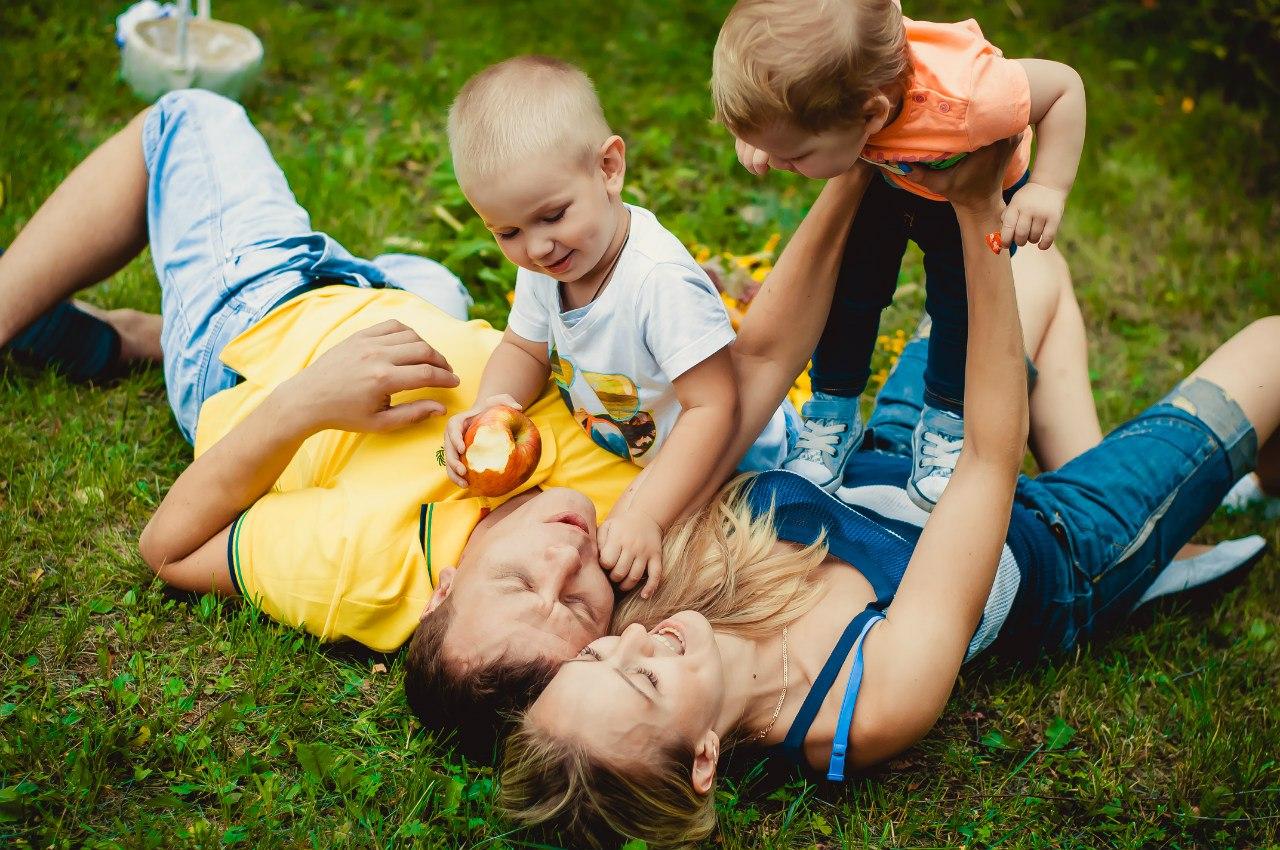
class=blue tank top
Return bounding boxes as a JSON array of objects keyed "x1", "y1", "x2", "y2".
[{"x1": 745, "y1": 465, "x2": 1045, "y2": 780}]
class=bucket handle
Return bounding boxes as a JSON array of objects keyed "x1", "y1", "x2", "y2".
[{"x1": 176, "y1": 0, "x2": 209, "y2": 70}]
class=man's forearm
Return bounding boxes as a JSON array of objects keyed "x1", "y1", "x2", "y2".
[
  {"x1": 734, "y1": 165, "x2": 873, "y2": 371},
  {"x1": 140, "y1": 387, "x2": 314, "y2": 569},
  {"x1": 713, "y1": 166, "x2": 872, "y2": 492}
]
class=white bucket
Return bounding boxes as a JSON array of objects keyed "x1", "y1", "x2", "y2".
[{"x1": 121, "y1": 15, "x2": 263, "y2": 102}]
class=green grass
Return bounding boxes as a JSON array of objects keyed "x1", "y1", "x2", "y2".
[{"x1": 2, "y1": 1, "x2": 1278, "y2": 847}]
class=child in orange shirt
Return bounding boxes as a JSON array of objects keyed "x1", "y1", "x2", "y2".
[{"x1": 714, "y1": 0, "x2": 1085, "y2": 508}]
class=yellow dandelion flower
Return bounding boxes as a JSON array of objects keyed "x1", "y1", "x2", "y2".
[
  {"x1": 762, "y1": 232, "x2": 782, "y2": 256},
  {"x1": 506, "y1": 290, "x2": 516, "y2": 305},
  {"x1": 1181, "y1": 96, "x2": 1195, "y2": 113},
  {"x1": 789, "y1": 366, "x2": 813, "y2": 409},
  {"x1": 751, "y1": 265, "x2": 770, "y2": 282}
]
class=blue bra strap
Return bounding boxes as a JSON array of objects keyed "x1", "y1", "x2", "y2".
[
  {"x1": 778, "y1": 606, "x2": 883, "y2": 766},
  {"x1": 826, "y1": 613, "x2": 884, "y2": 781}
]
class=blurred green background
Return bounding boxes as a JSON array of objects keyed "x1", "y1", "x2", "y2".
[{"x1": 1, "y1": 1, "x2": 1277, "y2": 847}]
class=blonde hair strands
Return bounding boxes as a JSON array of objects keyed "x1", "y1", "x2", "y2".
[
  {"x1": 712, "y1": 0, "x2": 913, "y2": 134},
  {"x1": 499, "y1": 476, "x2": 831, "y2": 849}
]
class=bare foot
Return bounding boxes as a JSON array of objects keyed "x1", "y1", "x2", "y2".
[
  {"x1": 73, "y1": 300, "x2": 163, "y2": 363},
  {"x1": 1174, "y1": 543, "x2": 1212, "y2": 561}
]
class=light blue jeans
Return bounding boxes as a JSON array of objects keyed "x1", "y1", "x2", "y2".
[{"x1": 142, "y1": 89, "x2": 472, "y2": 443}]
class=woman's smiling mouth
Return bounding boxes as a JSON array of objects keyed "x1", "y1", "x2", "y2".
[{"x1": 651, "y1": 624, "x2": 686, "y2": 654}]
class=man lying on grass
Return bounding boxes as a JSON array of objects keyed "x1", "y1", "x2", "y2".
[
  {"x1": 1, "y1": 92, "x2": 1268, "y2": 769},
  {"x1": 0, "y1": 90, "x2": 881, "y2": 756}
]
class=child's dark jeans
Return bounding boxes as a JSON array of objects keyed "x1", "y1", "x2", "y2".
[{"x1": 810, "y1": 170, "x2": 1029, "y2": 414}]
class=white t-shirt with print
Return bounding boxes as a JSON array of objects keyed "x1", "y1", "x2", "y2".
[{"x1": 506, "y1": 204, "x2": 790, "y2": 470}]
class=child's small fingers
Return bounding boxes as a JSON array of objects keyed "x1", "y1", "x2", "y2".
[
  {"x1": 1013, "y1": 215, "x2": 1033, "y2": 247},
  {"x1": 447, "y1": 421, "x2": 469, "y2": 454},
  {"x1": 1027, "y1": 217, "x2": 1046, "y2": 246},
  {"x1": 640, "y1": 558, "x2": 662, "y2": 599},
  {"x1": 1000, "y1": 210, "x2": 1018, "y2": 248},
  {"x1": 1039, "y1": 221, "x2": 1059, "y2": 249},
  {"x1": 605, "y1": 549, "x2": 625, "y2": 577},
  {"x1": 621, "y1": 557, "x2": 647, "y2": 591},
  {"x1": 751, "y1": 149, "x2": 770, "y2": 175},
  {"x1": 603, "y1": 542, "x2": 628, "y2": 578}
]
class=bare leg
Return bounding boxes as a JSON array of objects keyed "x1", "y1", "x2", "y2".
[
  {"x1": 1258, "y1": 452, "x2": 1280, "y2": 495},
  {"x1": 72, "y1": 300, "x2": 162, "y2": 364},
  {"x1": 1186, "y1": 315, "x2": 1280, "y2": 494},
  {"x1": 1189, "y1": 317, "x2": 1280, "y2": 476},
  {"x1": 1011, "y1": 245, "x2": 1104, "y2": 471},
  {"x1": 0, "y1": 111, "x2": 150, "y2": 347}
]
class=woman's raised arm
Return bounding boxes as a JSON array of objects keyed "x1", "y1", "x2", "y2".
[
  {"x1": 855, "y1": 140, "x2": 1031, "y2": 764},
  {"x1": 701, "y1": 164, "x2": 874, "y2": 495}
]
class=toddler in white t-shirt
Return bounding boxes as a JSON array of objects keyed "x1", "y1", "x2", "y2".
[{"x1": 443, "y1": 55, "x2": 791, "y2": 597}]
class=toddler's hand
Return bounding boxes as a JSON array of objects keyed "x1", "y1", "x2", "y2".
[
  {"x1": 735, "y1": 137, "x2": 772, "y2": 176},
  {"x1": 443, "y1": 393, "x2": 523, "y2": 488},
  {"x1": 598, "y1": 509, "x2": 664, "y2": 598},
  {"x1": 1001, "y1": 182, "x2": 1067, "y2": 249}
]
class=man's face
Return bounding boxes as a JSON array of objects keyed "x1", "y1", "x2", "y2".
[
  {"x1": 433, "y1": 488, "x2": 616, "y2": 670},
  {"x1": 461, "y1": 142, "x2": 625, "y2": 284}
]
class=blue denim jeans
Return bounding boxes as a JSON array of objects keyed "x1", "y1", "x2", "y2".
[
  {"x1": 812, "y1": 171, "x2": 1028, "y2": 414},
  {"x1": 865, "y1": 335, "x2": 1258, "y2": 656},
  {"x1": 142, "y1": 90, "x2": 472, "y2": 442}
]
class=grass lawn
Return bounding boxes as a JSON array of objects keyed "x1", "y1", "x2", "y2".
[{"x1": 2, "y1": 1, "x2": 1278, "y2": 847}]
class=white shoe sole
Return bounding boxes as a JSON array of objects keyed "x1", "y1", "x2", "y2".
[
  {"x1": 1131, "y1": 535, "x2": 1267, "y2": 612},
  {"x1": 907, "y1": 478, "x2": 940, "y2": 513}
]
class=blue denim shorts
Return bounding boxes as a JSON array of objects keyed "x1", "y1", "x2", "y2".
[
  {"x1": 867, "y1": 334, "x2": 1258, "y2": 656},
  {"x1": 1008, "y1": 376, "x2": 1257, "y2": 651},
  {"x1": 142, "y1": 90, "x2": 471, "y2": 442}
]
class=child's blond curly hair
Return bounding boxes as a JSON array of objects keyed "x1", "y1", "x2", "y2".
[{"x1": 712, "y1": 0, "x2": 913, "y2": 135}]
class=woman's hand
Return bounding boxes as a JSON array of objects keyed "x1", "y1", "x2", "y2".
[
  {"x1": 904, "y1": 137, "x2": 1018, "y2": 212},
  {"x1": 282, "y1": 319, "x2": 459, "y2": 435}
]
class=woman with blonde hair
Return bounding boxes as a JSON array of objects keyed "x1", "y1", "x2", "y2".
[{"x1": 497, "y1": 142, "x2": 1279, "y2": 848}]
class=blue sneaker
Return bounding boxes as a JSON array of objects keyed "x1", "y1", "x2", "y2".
[
  {"x1": 908, "y1": 403, "x2": 964, "y2": 512},
  {"x1": 783, "y1": 391, "x2": 864, "y2": 493}
]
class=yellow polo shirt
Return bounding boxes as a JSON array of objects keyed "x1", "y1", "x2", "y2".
[{"x1": 193, "y1": 285, "x2": 638, "y2": 652}]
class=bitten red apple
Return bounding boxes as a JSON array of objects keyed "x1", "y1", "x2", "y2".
[{"x1": 462, "y1": 405, "x2": 542, "y2": 497}]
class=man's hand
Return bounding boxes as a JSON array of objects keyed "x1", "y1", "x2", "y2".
[
  {"x1": 736, "y1": 137, "x2": 773, "y2": 176},
  {"x1": 443, "y1": 393, "x2": 524, "y2": 488},
  {"x1": 598, "y1": 509, "x2": 664, "y2": 598},
  {"x1": 282, "y1": 320, "x2": 458, "y2": 435},
  {"x1": 1000, "y1": 182, "x2": 1066, "y2": 249}
]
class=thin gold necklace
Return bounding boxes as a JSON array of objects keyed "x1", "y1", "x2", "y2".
[{"x1": 751, "y1": 626, "x2": 789, "y2": 744}]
